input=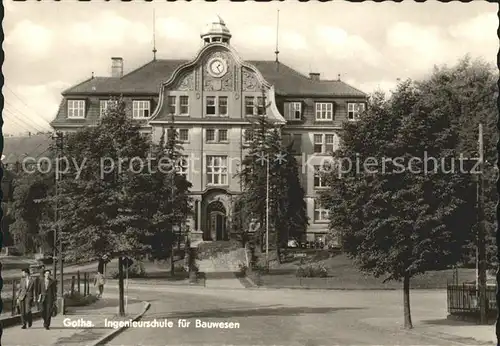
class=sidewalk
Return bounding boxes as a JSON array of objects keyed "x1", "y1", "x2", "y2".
[
  {"x1": 362, "y1": 316, "x2": 496, "y2": 345},
  {"x1": 2, "y1": 294, "x2": 145, "y2": 346}
]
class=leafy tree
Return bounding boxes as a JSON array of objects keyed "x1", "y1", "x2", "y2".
[
  {"x1": 325, "y1": 69, "x2": 480, "y2": 329},
  {"x1": 148, "y1": 121, "x2": 192, "y2": 260},
  {"x1": 237, "y1": 89, "x2": 308, "y2": 262},
  {"x1": 45, "y1": 100, "x2": 191, "y2": 262},
  {"x1": 9, "y1": 170, "x2": 54, "y2": 254},
  {"x1": 416, "y1": 57, "x2": 498, "y2": 268}
]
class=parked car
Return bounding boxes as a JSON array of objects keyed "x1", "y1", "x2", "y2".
[{"x1": 287, "y1": 239, "x2": 299, "y2": 248}]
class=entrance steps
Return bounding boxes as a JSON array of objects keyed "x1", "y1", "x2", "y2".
[{"x1": 197, "y1": 248, "x2": 246, "y2": 273}]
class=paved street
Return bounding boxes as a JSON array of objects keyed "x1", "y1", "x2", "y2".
[{"x1": 106, "y1": 284, "x2": 494, "y2": 345}]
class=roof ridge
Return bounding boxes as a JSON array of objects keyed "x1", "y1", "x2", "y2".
[
  {"x1": 336, "y1": 80, "x2": 367, "y2": 95},
  {"x1": 62, "y1": 76, "x2": 95, "y2": 95},
  {"x1": 121, "y1": 59, "x2": 190, "y2": 80}
]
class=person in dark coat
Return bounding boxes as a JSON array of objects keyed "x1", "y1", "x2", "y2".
[
  {"x1": 38, "y1": 269, "x2": 56, "y2": 330},
  {"x1": 17, "y1": 268, "x2": 35, "y2": 329}
]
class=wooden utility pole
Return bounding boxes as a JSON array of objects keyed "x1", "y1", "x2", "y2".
[{"x1": 477, "y1": 123, "x2": 487, "y2": 324}]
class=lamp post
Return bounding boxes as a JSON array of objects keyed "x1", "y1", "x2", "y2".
[
  {"x1": 52, "y1": 131, "x2": 65, "y2": 313},
  {"x1": 265, "y1": 153, "x2": 269, "y2": 268}
]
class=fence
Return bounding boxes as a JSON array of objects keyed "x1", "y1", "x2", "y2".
[
  {"x1": 4, "y1": 271, "x2": 94, "y2": 316},
  {"x1": 447, "y1": 284, "x2": 497, "y2": 316}
]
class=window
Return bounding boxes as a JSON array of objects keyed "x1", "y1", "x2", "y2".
[
  {"x1": 313, "y1": 134, "x2": 336, "y2": 154},
  {"x1": 245, "y1": 97, "x2": 254, "y2": 115},
  {"x1": 287, "y1": 102, "x2": 302, "y2": 120},
  {"x1": 133, "y1": 100, "x2": 150, "y2": 119},
  {"x1": 243, "y1": 129, "x2": 253, "y2": 144},
  {"x1": 313, "y1": 165, "x2": 329, "y2": 188},
  {"x1": 348, "y1": 102, "x2": 365, "y2": 120},
  {"x1": 68, "y1": 100, "x2": 85, "y2": 118},
  {"x1": 206, "y1": 96, "x2": 228, "y2": 116},
  {"x1": 206, "y1": 156, "x2": 228, "y2": 185},
  {"x1": 167, "y1": 96, "x2": 176, "y2": 115},
  {"x1": 178, "y1": 129, "x2": 189, "y2": 142},
  {"x1": 176, "y1": 156, "x2": 189, "y2": 177},
  {"x1": 315, "y1": 102, "x2": 333, "y2": 121},
  {"x1": 314, "y1": 199, "x2": 329, "y2": 222},
  {"x1": 179, "y1": 96, "x2": 189, "y2": 115},
  {"x1": 218, "y1": 129, "x2": 228, "y2": 142},
  {"x1": 218, "y1": 97, "x2": 228, "y2": 116},
  {"x1": 257, "y1": 97, "x2": 265, "y2": 115},
  {"x1": 99, "y1": 100, "x2": 117, "y2": 117},
  {"x1": 206, "y1": 129, "x2": 228, "y2": 143},
  {"x1": 206, "y1": 129, "x2": 216, "y2": 142},
  {"x1": 206, "y1": 96, "x2": 216, "y2": 115}
]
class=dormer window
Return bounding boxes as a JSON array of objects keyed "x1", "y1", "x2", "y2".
[
  {"x1": 315, "y1": 102, "x2": 333, "y2": 121},
  {"x1": 132, "y1": 100, "x2": 150, "y2": 119},
  {"x1": 285, "y1": 102, "x2": 302, "y2": 120},
  {"x1": 99, "y1": 100, "x2": 117, "y2": 117},
  {"x1": 347, "y1": 102, "x2": 365, "y2": 121},
  {"x1": 68, "y1": 100, "x2": 85, "y2": 119}
]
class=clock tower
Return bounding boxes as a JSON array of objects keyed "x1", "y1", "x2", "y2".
[{"x1": 200, "y1": 15, "x2": 232, "y2": 45}]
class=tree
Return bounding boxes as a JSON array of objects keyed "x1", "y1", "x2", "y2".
[
  {"x1": 45, "y1": 99, "x2": 191, "y2": 263},
  {"x1": 147, "y1": 121, "x2": 192, "y2": 261},
  {"x1": 237, "y1": 88, "x2": 308, "y2": 262},
  {"x1": 416, "y1": 57, "x2": 497, "y2": 269},
  {"x1": 325, "y1": 68, "x2": 481, "y2": 328},
  {"x1": 9, "y1": 170, "x2": 54, "y2": 254}
]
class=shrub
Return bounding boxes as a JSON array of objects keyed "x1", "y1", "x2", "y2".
[
  {"x1": 110, "y1": 260, "x2": 147, "y2": 279},
  {"x1": 196, "y1": 241, "x2": 241, "y2": 260},
  {"x1": 296, "y1": 263, "x2": 328, "y2": 278},
  {"x1": 64, "y1": 291, "x2": 98, "y2": 307},
  {"x1": 252, "y1": 262, "x2": 269, "y2": 274},
  {"x1": 237, "y1": 263, "x2": 248, "y2": 277},
  {"x1": 174, "y1": 263, "x2": 187, "y2": 273}
]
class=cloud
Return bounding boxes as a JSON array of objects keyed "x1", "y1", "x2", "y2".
[
  {"x1": 5, "y1": 20, "x2": 54, "y2": 59},
  {"x1": 240, "y1": 26, "x2": 275, "y2": 47},
  {"x1": 353, "y1": 80, "x2": 399, "y2": 96},
  {"x1": 386, "y1": 22, "x2": 455, "y2": 72},
  {"x1": 69, "y1": 11, "x2": 150, "y2": 48},
  {"x1": 316, "y1": 26, "x2": 383, "y2": 67},
  {"x1": 449, "y1": 12, "x2": 497, "y2": 42},
  {"x1": 282, "y1": 31, "x2": 308, "y2": 51},
  {"x1": 157, "y1": 17, "x2": 197, "y2": 40},
  {"x1": 3, "y1": 81, "x2": 72, "y2": 132}
]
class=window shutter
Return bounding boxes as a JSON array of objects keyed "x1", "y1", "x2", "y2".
[{"x1": 284, "y1": 102, "x2": 291, "y2": 120}]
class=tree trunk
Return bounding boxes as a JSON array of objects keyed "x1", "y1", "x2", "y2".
[
  {"x1": 118, "y1": 257, "x2": 125, "y2": 316},
  {"x1": 403, "y1": 273, "x2": 413, "y2": 329}
]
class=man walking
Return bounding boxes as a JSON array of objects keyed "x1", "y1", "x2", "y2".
[
  {"x1": 38, "y1": 269, "x2": 56, "y2": 330},
  {"x1": 17, "y1": 268, "x2": 34, "y2": 329},
  {"x1": 94, "y1": 271, "x2": 105, "y2": 298}
]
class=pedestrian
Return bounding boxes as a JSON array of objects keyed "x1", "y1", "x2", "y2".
[
  {"x1": 17, "y1": 268, "x2": 35, "y2": 329},
  {"x1": 94, "y1": 271, "x2": 105, "y2": 298},
  {"x1": 38, "y1": 269, "x2": 56, "y2": 330}
]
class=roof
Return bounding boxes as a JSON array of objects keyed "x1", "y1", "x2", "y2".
[
  {"x1": 1, "y1": 134, "x2": 52, "y2": 164},
  {"x1": 62, "y1": 59, "x2": 366, "y2": 97}
]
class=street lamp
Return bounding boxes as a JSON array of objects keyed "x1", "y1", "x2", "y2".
[{"x1": 52, "y1": 131, "x2": 64, "y2": 313}]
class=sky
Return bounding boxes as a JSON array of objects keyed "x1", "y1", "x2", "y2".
[{"x1": 2, "y1": 0, "x2": 497, "y2": 136}]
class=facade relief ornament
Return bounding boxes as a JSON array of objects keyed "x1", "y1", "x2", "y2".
[
  {"x1": 242, "y1": 68, "x2": 260, "y2": 91},
  {"x1": 174, "y1": 71, "x2": 194, "y2": 91}
]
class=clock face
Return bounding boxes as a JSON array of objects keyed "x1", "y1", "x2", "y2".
[{"x1": 208, "y1": 58, "x2": 227, "y2": 78}]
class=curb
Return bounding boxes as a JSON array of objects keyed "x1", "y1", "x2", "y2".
[{"x1": 90, "y1": 301, "x2": 151, "y2": 346}]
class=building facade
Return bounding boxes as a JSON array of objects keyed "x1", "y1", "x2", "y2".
[{"x1": 50, "y1": 16, "x2": 367, "y2": 245}]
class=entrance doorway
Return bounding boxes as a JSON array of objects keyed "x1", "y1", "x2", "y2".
[{"x1": 206, "y1": 201, "x2": 227, "y2": 241}]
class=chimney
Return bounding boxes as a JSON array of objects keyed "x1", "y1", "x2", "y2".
[
  {"x1": 309, "y1": 72, "x2": 320, "y2": 81},
  {"x1": 111, "y1": 57, "x2": 123, "y2": 78}
]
